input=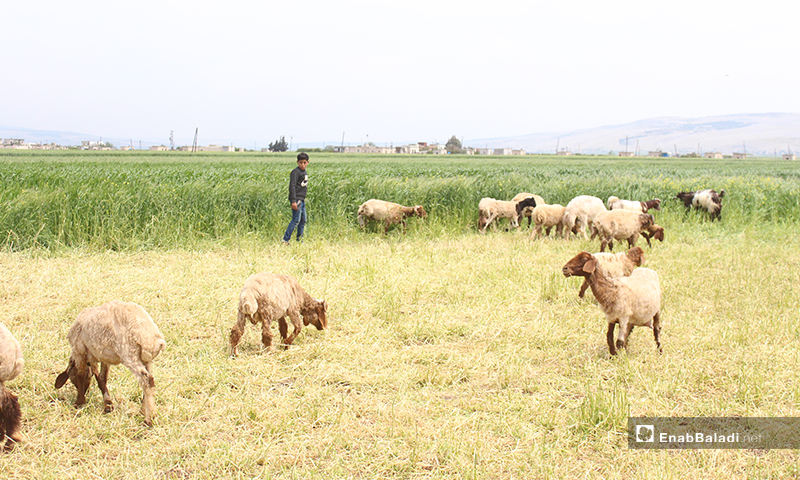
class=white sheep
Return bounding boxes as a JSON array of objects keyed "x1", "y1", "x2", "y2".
[
  {"x1": 512, "y1": 193, "x2": 546, "y2": 227},
  {"x1": 357, "y1": 199, "x2": 427, "y2": 233},
  {"x1": 607, "y1": 196, "x2": 662, "y2": 213},
  {"x1": 563, "y1": 195, "x2": 607, "y2": 239},
  {"x1": 528, "y1": 204, "x2": 567, "y2": 239},
  {"x1": 230, "y1": 273, "x2": 328, "y2": 356},
  {"x1": 478, "y1": 197, "x2": 538, "y2": 234},
  {"x1": 55, "y1": 301, "x2": 166, "y2": 426},
  {"x1": 563, "y1": 252, "x2": 662, "y2": 355},
  {"x1": 592, "y1": 209, "x2": 654, "y2": 252},
  {"x1": 0, "y1": 322, "x2": 23, "y2": 450},
  {"x1": 573, "y1": 246, "x2": 644, "y2": 298}
]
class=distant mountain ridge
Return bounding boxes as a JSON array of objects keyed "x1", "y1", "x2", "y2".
[{"x1": 467, "y1": 113, "x2": 800, "y2": 156}]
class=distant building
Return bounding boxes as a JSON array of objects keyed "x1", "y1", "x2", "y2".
[
  {"x1": 556, "y1": 149, "x2": 573, "y2": 156},
  {"x1": 648, "y1": 150, "x2": 669, "y2": 157},
  {"x1": 782, "y1": 153, "x2": 796, "y2": 160},
  {"x1": 149, "y1": 145, "x2": 169, "y2": 151},
  {"x1": 704, "y1": 152, "x2": 723, "y2": 159},
  {"x1": 619, "y1": 151, "x2": 635, "y2": 157},
  {"x1": 732, "y1": 152, "x2": 748, "y2": 159}
]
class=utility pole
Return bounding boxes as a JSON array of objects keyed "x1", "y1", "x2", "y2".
[
  {"x1": 192, "y1": 128, "x2": 198, "y2": 153},
  {"x1": 170, "y1": 130, "x2": 175, "y2": 150}
]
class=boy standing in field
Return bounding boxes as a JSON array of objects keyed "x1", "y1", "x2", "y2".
[{"x1": 282, "y1": 152, "x2": 310, "y2": 245}]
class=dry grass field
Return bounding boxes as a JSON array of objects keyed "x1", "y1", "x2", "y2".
[{"x1": 1, "y1": 218, "x2": 799, "y2": 478}]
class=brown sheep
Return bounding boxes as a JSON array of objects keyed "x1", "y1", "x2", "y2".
[
  {"x1": 230, "y1": 273, "x2": 328, "y2": 356},
  {"x1": 55, "y1": 301, "x2": 166, "y2": 426},
  {"x1": 357, "y1": 199, "x2": 427, "y2": 234},
  {"x1": 592, "y1": 210, "x2": 654, "y2": 252}
]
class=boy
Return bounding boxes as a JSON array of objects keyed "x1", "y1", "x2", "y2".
[{"x1": 282, "y1": 152, "x2": 309, "y2": 244}]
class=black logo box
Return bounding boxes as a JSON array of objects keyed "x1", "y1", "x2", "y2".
[{"x1": 628, "y1": 417, "x2": 800, "y2": 449}]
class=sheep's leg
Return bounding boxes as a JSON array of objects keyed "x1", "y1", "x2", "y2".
[
  {"x1": 260, "y1": 317, "x2": 274, "y2": 352},
  {"x1": 616, "y1": 321, "x2": 633, "y2": 352},
  {"x1": 283, "y1": 311, "x2": 303, "y2": 348},
  {"x1": 229, "y1": 310, "x2": 248, "y2": 357},
  {"x1": 544, "y1": 226, "x2": 552, "y2": 236},
  {"x1": 607, "y1": 323, "x2": 617, "y2": 355},
  {"x1": 653, "y1": 312, "x2": 663, "y2": 353},
  {"x1": 278, "y1": 316, "x2": 289, "y2": 348},
  {"x1": 600, "y1": 239, "x2": 609, "y2": 252},
  {"x1": 642, "y1": 232, "x2": 653, "y2": 247},
  {"x1": 74, "y1": 360, "x2": 92, "y2": 406},
  {"x1": 93, "y1": 363, "x2": 114, "y2": 413},
  {"x1": 578, "y1": 279, "x2": 590, "y2": 298},
  {"x1": 125, "y1": 360, "x2": 156, "y2": 426}
]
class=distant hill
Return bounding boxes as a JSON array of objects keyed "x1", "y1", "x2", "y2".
[{"x1": 466, "y1": 113, "x2": 800, "y2": 156}]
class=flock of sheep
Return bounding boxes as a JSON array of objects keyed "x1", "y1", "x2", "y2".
[{"x1": 0, "y1": 189, "x2": 724, "y2": 450}]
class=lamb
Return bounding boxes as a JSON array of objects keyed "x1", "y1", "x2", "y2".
[
  {"x1": 592, "y1": 209, "x2": 654, "y2": 252},
  {"x1": 511, "y1": 193, "x2": 546, "y2": 227},
  {"x1": 573, "y1": 246, "x2": 645, "y2": 298},
  {"x1": 641, "y1": 224, "x2": 665, "y2": 247},
  {"x1": 478, "y1": 196, "x2": 537, "y2": 234},
  {"x1": 528, "y1": 204, "x2": 567, "y2": 239},
  {"x1": 230, "y1": 273, "x2": 328, "y2": 357},
  {"x1": 0, "y1": 323, "x2": 23, "y2": 450},
  {"x1": 357, "y1": 199, "x2": 427, "y2": 234},
  {"x1": 562, "y1": 195, "x2": 607, "y2": 239},
  {"x1": 562, "y1": 252, "x2": 662, "y2": 355},
  {"x1": 675, "y1": 189, "x2": 726, "y2": 221},
  {"x1": 607, "y1": 196, "x2": 662, "y2": 213},
  {"x1": 55, "y1": 301, "x2": 166, "y2": 426}
]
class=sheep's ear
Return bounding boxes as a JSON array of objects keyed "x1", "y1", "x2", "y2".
[
  {"x1": 55, "y1": 361, "x2": 73, "y2": 389},
  {"x1": 582, "y1": 258, "x2": 597, "y2": 274}
]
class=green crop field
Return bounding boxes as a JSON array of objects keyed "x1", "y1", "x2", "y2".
[{"x1": 1, "y1": 150, "x2": 799, "y2": 478}]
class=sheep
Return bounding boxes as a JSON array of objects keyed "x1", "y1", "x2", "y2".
[
  {"x1": 562, "y1": 252, "x2": 662, "y2": 355},
  {"x1": 573, "y1": 246, "x2": 645, "y2": 299},
  {"x1": 563, "y1": 195, "x2": 607, "y2": 239},
  {"x1": 675, "y1": 189, "x2": 726, "y2": 221},
  {"x1": 512, "y1": 193, "x2": 546, "y2": 227},
  {"x1": 607, "y1": 196, "x2": 662, "y2": 213},
  {"x1": 230, "y1": 273, "x2": 328, "y2": 357},
  {"x1": 0, "y1": 323, "x2": 23, "y2": 450},
  {"x1": 528, "y1": 204, "x2": 567, "y2": 239},
  {"x1": 478, "y1": 196, "x2": 537, "y2": 234},
  {"x1": 641, "y1": 224, "x2": 665, "y2": 247},
  {"x1": 592, "y1": 209, "x2": 654, "y2": 252},
  {"x1": 357, "y1": 199, "x2": 427, "y2": 234},
  {"x1": 55, "y1": 301, "x2": 166, "y2": 426}
]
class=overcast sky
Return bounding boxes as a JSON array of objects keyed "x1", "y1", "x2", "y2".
[{"x1": 3, "y1": 1, "x2": 799, "y2": 148}]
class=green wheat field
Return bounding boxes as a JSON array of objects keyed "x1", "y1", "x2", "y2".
[{"x1": 1, "y1": 150, "x2": 799, "y2": 479}]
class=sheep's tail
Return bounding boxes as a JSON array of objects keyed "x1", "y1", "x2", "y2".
[
  {"x1": 0, "y1": 382, "x2": 21, "y2": 445},
  {"x1": 240, "y1": 291, "x2": 258, "y2": 317}
]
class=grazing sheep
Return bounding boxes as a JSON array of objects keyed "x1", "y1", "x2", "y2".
[
  {"x1": 675, "y1": 189, "x2": 726, "y2": 221},
  {"x1": 0, "y1": 323, "x2": 23, "y2": 450},
  {"x1": 563, "y1": 195, "x2": 607, "y2": 239},
  {"x1": 592, "y1": 210, "x2": 654, "y2": 252},
  {"x1": 478, "y1": 197, "x2": 537, "y2": 234},
  {"x1": 607, "y1": 196, "x2": 662, "y2": 213},
  {"x1": 574, "y1": 246, "x2": 645, "y2": 298},
  {"x1": 512, "y1": 193, "x2": 546, "y2": 227},
  {"x1": 357, "y1": 199, "x2": 427, "y2": 234},
  {"x1": 55, "y1": 301, "x2": 166, "y2": 426},
  {"x1": 528, "y1": 204, "x2": 567, "y2": 239},
  {"x1": 230, "y1": 273, "x2": 328, "y2": 357},
  {"x1": 641, "y1": 224, "x2": 665, "y2": 247},
  {"x1": 562, "y1": 252, "x2": 662, "y2": 355}
]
